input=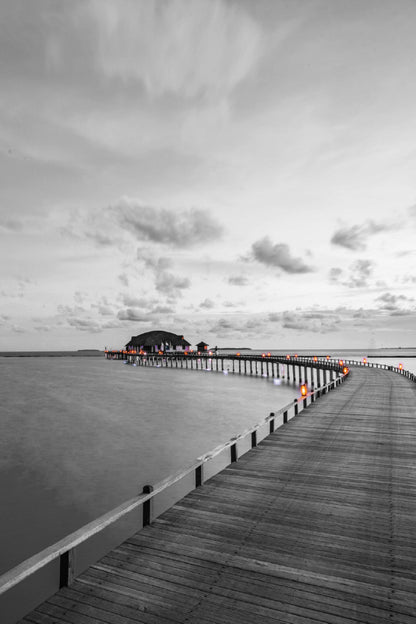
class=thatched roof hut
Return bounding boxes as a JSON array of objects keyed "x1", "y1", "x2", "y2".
[{"x1": 126, "y1": 330, "x2": 191, "y2": 353}]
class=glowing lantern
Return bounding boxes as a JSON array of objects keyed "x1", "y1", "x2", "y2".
[
  {"x1": 339, "y1": 360, "x2": 343, "y2": 366},
  {"x1": 313, "y1": 356, "x2": 317, "y2": 362},
  {"x1": 399, "y1": 363, "x2": 403, "y2": 370},
  {"x1": 295, "y1": 354, "x2": 298, "y2": 358},
  {"x1": 363, "y1": 357, "x2": 367, "y2": 364},
  {"x1": 300, "y1": 384, "x2": 307, "y2": 397},
  {"x1": 262, "y1": 353, "x2": 265, "y2": 357},
  {"x1": 343, "y1": 367, "x2": 349, "y2": 375},
  {"x1": 286, "y1": 354, "x2": 290, "y2": 360},
  {"x1": 236, "y1": 352, "x2": 241, "y2": 356},
  {"x1": 267, "y1": 352, "x2": 271, "y2": 357},
  {"x1": 326, "y1": 355, "x2": 330, "y2": 360}
]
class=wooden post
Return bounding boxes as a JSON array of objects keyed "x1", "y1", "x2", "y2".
[
  {"x1": 269, "y1": 413, "x2": 275, "y2": 433},
  {"x1": 294, "y1": 398, "x2": 298, "y2": 416},
  {"x1": 59, "y1": 548, "x2": 75, "y2": 588},
  {"x1": 195, "y1": 465, "x2": 203, "y2": 487},
  {"x1": 251, "y1": 431, "x2": 257, "y2": 448},
  {"x1": 230, "y1": 443, "x2": 237, "y2": 463},
  {"x1": 142, "y1": 485, "x2": 153, "y2": 527},
  {"x1": 283, "y1": 410, "x2": 288, "y2": 423}
]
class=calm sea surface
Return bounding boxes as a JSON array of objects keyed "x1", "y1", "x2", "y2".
[{"x1": 0, "y1": 356, "x2": 300, "y2": 574}]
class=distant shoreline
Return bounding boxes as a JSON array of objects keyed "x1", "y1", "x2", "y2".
[{"x1": 0, "y1": 351, "x2": 104, "y2": 357}]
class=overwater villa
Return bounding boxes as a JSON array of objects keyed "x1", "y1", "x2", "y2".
[{"x1": 125, "y1": 330, "x2": 191, "y2": 354}]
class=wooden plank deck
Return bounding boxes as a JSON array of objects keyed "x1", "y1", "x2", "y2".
[{"x1": 19, "y1": 367, "x2": 416, "y2": 624}]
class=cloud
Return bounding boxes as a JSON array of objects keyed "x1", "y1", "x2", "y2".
[
  {"x1": 83, "y1": 0, "x2": 262, "y2": 98},
  {"x1": 150, "y1": 305, "x2": 175, "y2": 315},
  {"x1": 0, "y1": 217, "x2": 23, "y2": 232},
  {"x1": 331, "y1": 220, "x2": 390, "y2": 250},
  {"x1": 117, "y1": 308, "x2": 151, "y2": 322},
  {"x1": 67, "y1": 317, "x2": 103, "y2": 332},
  {"x1": 118, "y1": 273, "x2": 129, "y2": 287},
  {"x1": 208, "y1": 317, "x2": 236, "y2": 335},
  {"x1": 329, "y1": 259, "x2": 373, "y2": 288},
  {"x1": 228, "y1": 275, "x2": 248, "y2": 286},
  {"x1": 251, "y1": 237, "x2": 313, "y2": 273},
  {"x1": 155, "y1": 271, "x2": 191, "y2": 297},
  {"x1": 114, "y1": 197, "x2": 223, "y2": 246},
  {"x1": 268, "y1": 309, "x2": 341, "y2": 333},
  {"x1": 199, "y1": 298, "x2": 215, "y2": 309},
  {"x1": 375, "y1": 292, "x2": 414, "y2": 314}
]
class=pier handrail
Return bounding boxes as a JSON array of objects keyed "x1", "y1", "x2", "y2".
[{"x1": 0, "y1": 360, "x2": 348, "y2": 596}]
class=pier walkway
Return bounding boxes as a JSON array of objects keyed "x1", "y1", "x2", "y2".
[{"x1": 18, "y1": 366, "x2": 416, "y2": 623}]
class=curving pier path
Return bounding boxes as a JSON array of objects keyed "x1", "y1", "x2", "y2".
[{"x1": 18, "y1": 366, "x2": 416, "y2": 623}]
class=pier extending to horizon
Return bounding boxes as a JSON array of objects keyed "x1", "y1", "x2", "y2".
[{"x1": 1, "y1": 355, "x2": 415, "y2": 623}]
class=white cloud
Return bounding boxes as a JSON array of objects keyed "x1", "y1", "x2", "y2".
[
  {"x1": 84, "y1": 0, "x2": 263, "y2": 98},
  {"x1": 114, "y1": 197, "x2": 223, "y2": 247},
  {"x1": 251, "y1": 237, "x2": 314, "y2": 274}
]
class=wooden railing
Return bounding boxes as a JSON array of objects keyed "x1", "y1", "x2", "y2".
[{"x1": 0, "y1": 359, "x2": 348, "y2": 601}]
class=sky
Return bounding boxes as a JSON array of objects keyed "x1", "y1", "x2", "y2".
[{"x1": 1, "y1": 0, "x2": 416, "y2": 351}]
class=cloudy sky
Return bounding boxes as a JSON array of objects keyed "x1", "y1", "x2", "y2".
[{"x1": 1, "y1": 0, "x2": 416, "y2": 351}]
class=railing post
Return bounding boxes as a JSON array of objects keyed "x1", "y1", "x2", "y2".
[
  {"x1": 294, "y1": 398, "x2": 298, "y2": 416},
  {"x1": 195, "y1": 465, "x2": 203, "y2": 487},
  {"x1": 269, "y1": 412, "x2": 275, "y2": 433},
  {"x1": 230, "y1": 443, "x2": 237, "y2": 463},
  {"x1": 283, "y1": 410, "x2": 288, "y2": 423},
  {"x1": 59, "y1": 548, "x2": 75, "y2": 588},
  {"x1": 251, "y1": 431, "x2": 257, "y2": 448},
  {"x1": 142, "y1": 485, "x2": 153, "y2": 527}
]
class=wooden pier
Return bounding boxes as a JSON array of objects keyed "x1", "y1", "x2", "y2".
[{"x1": 1, "y1": 360, "x2": 415, "y2": 623}]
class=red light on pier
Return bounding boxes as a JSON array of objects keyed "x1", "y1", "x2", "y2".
[
  {"x1": 286, "y1": 354, "x2": 290, "y2": 359},
  {"x1": 363, "y1": 357, "x2": 367, "y2": 364},
  {"x1": 294, "y1": 354, "x2": 298, "y2": 358},
  {"x1": 343, "y1": 367, "x2": 349, "y2": 375},
  {"x1": 326, "y1": 355, "x2": 330, "y2": 360},
  {"x1": 300, "y1": 384, "x2": 307, "y2": 397},
  {"x1": 313, "y1": 356, "x2": 317, "y2": 362},
  {"x1": 236, "y1": 352, "x2": 241, "y2": 356},
  {"x1": 262, "y1": 353, "x2": 265, "y2": 357},
  {"x1": 399, "y1": 363, "x2": 403, "y2": 370},
  {"x1": 339, "y1": 360, "x2": 343, "y2": 366}
]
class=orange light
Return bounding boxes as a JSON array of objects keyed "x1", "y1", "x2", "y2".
[
  {"x1": 286, "y1": 354, "x2": 290, "y2": 360},
  {"x1": 262, "y1": 353, "x2": 265, "y2": 357},
  {"x1": 208, "y1": 351, "x2": 212, "y2": 355},
  {"x1": 267, "y1": 352, "x2": 271, "y2": 357},
  {"x1": 236, "y1": 352, "x2": 241, "y2": 356},
  {"x1": 300, "y1": 384, "x2": 307, "y2": 397},
  {"x1": 363, "y1": 357, "x2": 367, "y2": 364},
  {"x1": 343, "y1": 367, "x2": 349, "y2": 375},
  {"x1": 339, "y1": 360, "x2": 343, "y2": 366},
  {"x1": 294, "y1": 354, "x2": 298, "y2": 358},
  {"x1": 313, "y1": 356, "x2": 317, "y2": 362},
  {"x1": 399, "y1": 363, "x2": 403, "y2": 370}
]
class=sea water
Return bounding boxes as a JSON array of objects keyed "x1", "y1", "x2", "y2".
[{"x1": 0, "y1": 355, "x2": 300, "y2": 575}]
